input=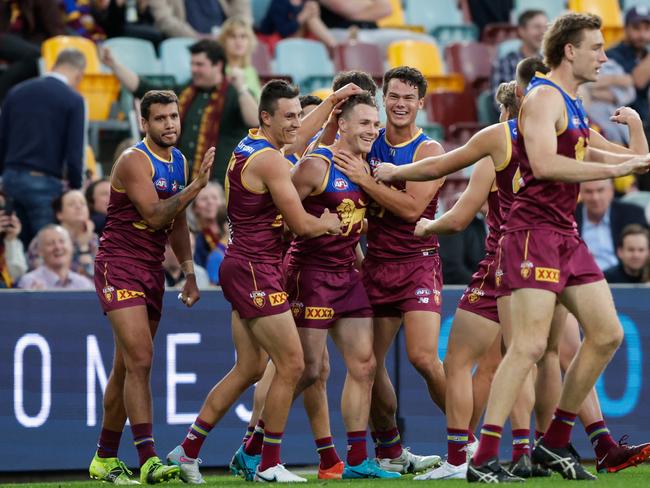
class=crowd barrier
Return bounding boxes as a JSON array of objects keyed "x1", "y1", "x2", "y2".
[{"x1": 0, "y1": 287, "x2": 647, "y2": 471}]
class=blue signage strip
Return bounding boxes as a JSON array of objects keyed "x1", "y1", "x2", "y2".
[{"x1": 0, "y1": 288, "x2": 647, "y2": 471}]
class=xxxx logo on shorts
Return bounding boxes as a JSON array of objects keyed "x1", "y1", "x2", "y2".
[
  {"x1": 535, "y1": 267, "x2": 560, "y2": 283},
  {"x1": 270, "y1": 292, "x2": 288, "y2": 306},
  {"x1": 250, "y1": 290, "x2": 266, "y2": 308},
  {"x1": 102, "y1": 286, "x2": 115, "y2": 302},
  {"x1": 290, "y1": 301, "x2": 304, "y2": 318},
  {"x1": 520, "y1": 260, "x2": 534, "y2": 279},
  {"x1": 116, "y1": 289, "x2": 145, "y2": 301},
  {"x1": 305, "y1": 307, "x2": 334, "y2": 320},
  {"x1": 466, "y1": 287, "x2": 484, "y2": 304}
]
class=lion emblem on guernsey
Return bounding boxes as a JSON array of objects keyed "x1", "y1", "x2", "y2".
[
  {"x1": 250, "y1": 290, "x2": 266, "y2": 308},
  {"x1": 103, "y1": 286, "x2": 115, "y2": 303},
  {"x1": 336, "y1": 198, "x2": 367, "y2": 236},
  {"x1": 574, "y1": 136, "x2": 586, "y2": 161},
  {"x1": 467, "y1": 287, "x2": 484, "y2": 304},
  {"x1": 520, "y1": 260, "x2": 534, "y2": 279}
]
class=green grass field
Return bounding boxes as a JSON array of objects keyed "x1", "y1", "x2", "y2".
[{"x1": 2, "y1": 464, "x2": 650, "y2": 488}]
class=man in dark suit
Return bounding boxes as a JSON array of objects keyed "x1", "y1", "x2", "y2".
[
  {"x1": 0, "y1": 48, "x2": 86, "y2": 246},
  {"x1": 576, "y1": 179, "x2": 648, "y2": 270},
  {"x1": 604, "y1": 224, "x2": 649, "y2": 283}
]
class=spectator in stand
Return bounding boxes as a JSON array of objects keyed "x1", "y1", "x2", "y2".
[
  {"x1": 94, "y1": 0, "x2": 165, "y2": 47},
  {"x1": 607, "y1": 7, "x2": 650, "y2": 130},
  {"x1": 0, "y1": 192, "x2": 28, "y2": 288},
  {"x1": 100, "y1": 39, "x2": 258, "y2": 185},
  {"x1": 61, "y1": 0, "x2": 107, "y2": 42},
  {"x1": 259, "y1": 0, "x2": 337, "y2": 49},
  {"x1": 0, "y1": 48, "x2": 85, "y2": 247},
  {"x1": 185, "y1": 0, "x2": 252, "y2": 35},
  {"x1": 490, "y1": 10, "x2": 547, "y2": 98},
  {"x1": 460, "y1": 0, "x2": 513, "y2": 35},
  {"x1": 191, "y1": 182, "x2": 225, "y2": 268},
  {"x1": 85, "y1": 178, "x2": 111, "y2": 237},
  {"x1": 299, "y1": 94, "x2": 322, "y2": 116},
  {"x1": 576, "y1": 179, "x2": 648, "y2": 271},
  {"x1": 18, "y1": 224, "x2": 93, "y2": 290},
  {"x1": 205, "y1": 204, "x2": 229, "y2": 285},
  {"x1": 218, "y1": 17, "x2": 262, "y2": 99},
  {"x1": 148, "y1": 0, "x2": 199, "y2": 38},
  {"x1": 0, "y1": 0, "x2": 66, "y2": 102},
  {"x1": 318, "y1": 0, "x2": 391, "y2": 29},
  {"x1": 604, "y1": 224, "x2": 650, "y2": 284},
  {"x1": 164, "y1": 239, "x2": 210, "y2": 289}
]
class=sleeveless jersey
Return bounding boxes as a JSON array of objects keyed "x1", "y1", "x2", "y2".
[
  {"x1": 366, "y1": 128, "x2": 439, "y2": 261},
  {"x1": 289, "y1": 146, "x2": 367, "y2": 269},
  {"x1": 506, "y1": 74, "x2": 590, "y2": 234},
  {"x1": 224, "y1": 129, "x2": 286, "y2": 263},
  {"x1": 97, "y1": 139, "x2": 187, "y2": 269}
]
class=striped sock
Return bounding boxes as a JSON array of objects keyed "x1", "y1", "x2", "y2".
[
  {"x1": 370, "y1": 431, "x2": 379, "y2": 457},
  {"x1": 346, "y1": 430, "x2": 368, "y2": 466},
  {"x1": 447, "y1": 428, "x2": 469, "y2": 466},
  {"x1": 543, "y1": 408, "x2": 577, "y2": 449},
  {"x1": 512, "y1": 429, "x2": 530, "y2": 462},
  {"x1": 131, "y1": 423, "x2": 156, "y2": 467},
  {"x1": 97, "y1": 428, "x2": 122, "y2": 458},
  {"x1": 472, "y1": 424, "x2": 503, "y2": 466},
  {"x1": 585, "y1": 420, "x2": 617, "y2": 459},
  {"x1": 315, "y1": 436, "x2": 341, "y2": 470},
  {"x1": 376, "y1": 427, "x2": 402, "y2": 460},
  {"x1": 259, "y1": 430, "x2": 283, "y2": 471},
  {"x1": 245, "y1": 419, "x2": 265, "y2": 456},
  {"x1": 242, "y1": 425, "x2": 255, "y2": 444},
  {"x1": 181, "y1": 417, "x2": 214, "y2": 459}
]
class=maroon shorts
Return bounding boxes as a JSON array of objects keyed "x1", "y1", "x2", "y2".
[
  {"x1": 362, "y1": 255, "x2": 443, "y2": 317},
  {"x1": 219, "y1": 256, "x2": 290, "y2": 319},
  {"x1": 94, "y1": 258, "x2": 165, "y2": 321},
  {"x1": 285, "y1": 266, "x2": 372, "y2": 329},
  {"x1": 499, "y1": 229, "x2": 604, "y2": 294},
  {"x1": 457, "y1": 255, "x2": 500, "y2": 324}
]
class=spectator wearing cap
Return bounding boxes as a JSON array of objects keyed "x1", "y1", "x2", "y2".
[{"x1": 607, "y1": 6, "x2": 650, "y2": 128}]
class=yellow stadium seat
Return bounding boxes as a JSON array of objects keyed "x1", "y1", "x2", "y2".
[
  {"x1": 568, "y1": 0, "x2": 622, "y2": 27},
  {"x1": 387, "y1": 40, "x2": 464, "y2": 93},
  {"x1": 377, "y1": 0, "x2": 406, "y2": 28},
  {"x1": 41, "y1": 36, "x2": 119, "y2": 121},
  {"x1": 311, "y1": 88, "x2": 333, "y2": 100}
]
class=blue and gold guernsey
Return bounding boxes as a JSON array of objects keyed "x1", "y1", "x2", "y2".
[
  {"x1": 366, "y1": 127, "x2": 439, "y2": 261},
  {"x1": 506, "y1": 73, "x2": 590, "y2": 234},
  {"x1": 97, "y1": 139, "x2": 187, "y2": 269},
  {"x1": 289, "y1": 145, "x2": 367, "y2": 269},
  {"x1": 225, "y1": 129, "x2": 288, "y2": 264}
]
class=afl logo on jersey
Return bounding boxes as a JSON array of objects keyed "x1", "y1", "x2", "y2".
[
  {"x1": 155, "y1": 178, "x2": 168, "y2": 190},
  {"x1": 334, "y1": 177, "x2": 348, "y2": 190}
]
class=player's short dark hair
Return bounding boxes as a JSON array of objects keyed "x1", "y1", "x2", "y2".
[
  {"x1": 189, "y1": 39, "x2": 226, "y2": 66},
  {"x1": 516, "y1": 57, "x2": 549, "y2": 88},
  {"x1": 517, "y1": 9, "x2": 546, "y2": 28},
  {"x1": 140, "y1": 90, "x2": 179, "y2": 120},
  {"x1": 258, "y1": 79, "x2": 300, "y2": 125},
  {"x1": 340, "y1": 92, "x2": 377, "y2": 119},
  {"x1": 299, "y1": 95, "x2": 322, "y2": 109},
  {"x1": 495, "y1": 80, "x2": 519, "y2": 117},
  {"x1": 332, "y1": 70, "x2": 378, "y2": 96},
  {"x1": 383, "y1": 66, "x2": 427, "y2": 99},
  {"x1": 618, "y1": 224, "x2": 650, "y2": 248},
  {"x1": 543, "y1": 13, "x2": 602, "y2": 69}
]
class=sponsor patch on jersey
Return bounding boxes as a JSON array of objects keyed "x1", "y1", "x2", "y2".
[
  {"x1": 270, "y1": 292, "x2": 288, "y2": 306},
  {"x1": 171, "y1": 180, "x2": 181, "y2": 192},
  {"x1": 116, "y1": 289, "x2": 145, "y2": 301},
  {"x1": 305, "y1": 307, "x2": 334, "y2": 319},
  {"x1": 466, "y1": 287, "x2": 485, "y2": 304},
  {"x1": 250, "y1": 290, "x2": 266, "y2": 308},
  {"x1": 368, "y1": 157, "x2": 381, "y2": 169},
  {"x1": 535, "y1": 267, "x2": 560, "y2": 283},
  {"x1": 334, "y1": 177, "x2": 348, "y2": 190},
  {"x1": 155, "y1": 178, "x2": 168, "y2": 190},
  {"x1": 415, "y1": 288, "x2": 431, "y2": 296}
]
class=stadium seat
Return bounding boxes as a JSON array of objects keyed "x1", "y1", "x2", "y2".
[
  {"x1": 497, "y1": 38, "x2": 522, "y2": 59},
  {"x1": 333, "y1": 41, "x2": 384, "y2": 84},
  {"x1": 377, "y1": 0, "x2": 407, "y2": 29},
  {"x1": 425, "y1": 90, "x2": 478, "y2": 136},
  {"x1": 387, "y1": 40, "x2": 465, "y2": 93},
  {"x1": 477, "y1": 89, "x2": 500, "y2": 124},
  {"x1": 624, "y1": 0, "x2": 650, "y2": 10},
  {"x1": 311, "y1": 87, "x2": 333, "y2": 100},
  {"x1": 42, "y1": 35, "x2": 101, "y2": 72},
  {"x1": 444, "y1": 42, "x2": 495, "y2": 93},
  {"x1": 405, "y1": 0, "x2": 463, "y2": 32},
  {"x1": 513, "y1": 0, "x2": 566, "y2": 21},
  {"x1": 481, "y1": 23, "x2": 519, "y2": 45},
  {"x1": 447, "y1": 122, "x2": 488, "y2": 145},
  {"x1": 102, "y1": 37, "x2": 160, "y2": 75},
  {"x1": 431, "y1": 25, "x2": 479, "y2": 48},
  {"x1": 568, "y1": 0, "x2": 624, "y2": 46},
  {"x1": 252, "y1": 0, "x2": 273, "y2": 29},
  {"x1": 160, "y1": 37, "x2": 194, "y2": 84},
  {"x1": 621, "y1": 191, "x2": 650, "y2": 209},
  {"x1": 274, "y1": 39, "x2": 334, "y2": 92}
]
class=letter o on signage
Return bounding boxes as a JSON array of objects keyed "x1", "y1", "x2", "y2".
[{"x1": 14, "y1": 334, "x2": 51, "y2": 428}]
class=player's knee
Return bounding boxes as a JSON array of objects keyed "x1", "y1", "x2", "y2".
[
  {"x1": 408, "y1": 349, "x2": 439, "y2": 375},
  {"x1": 124, "y1": 349, "x2": 153, "y2": 377},
  {"x1": 300, "y1": 359, "x2": 323, "y2": 388},
  {"x1": 590, "y1": 323, "x2": 623, "y2": 354},
  {"x1": 349, "y1": 353, "x2": 376, "y2": 384},
  {"x1": 318, "y1": 359, "x2": 331, "y2": 383},
  {"x1": 276, "y1": 351, "x2": 305, "y2": 383},
  {"x1": 511, "y1": 339, "x2": 546, "y2": 365}
]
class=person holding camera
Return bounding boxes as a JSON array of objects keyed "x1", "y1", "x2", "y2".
[{"x1": 0, "y1": 193, "x2": 27, "y2": 288}]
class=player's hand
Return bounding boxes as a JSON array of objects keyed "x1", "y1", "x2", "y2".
[
  {"x1": 320, "y1": 208, "x2": 341, "y2": 235},
  {"x1": 99, "y1": 46, "x2": 116, "y2": 69},
  {"x1": 618, "y1": 154, "x2": 650, "y2": 176},
  {"x1": 414, "y1": 217, "x2": 434, "y2": 237},
  {"x1": 227, "y1": 67, "x2": 246, "y2": 92},
  {"x1": 374, "y1": 162, "x2": 399, "y2": 183},
  {"x1": 0, "y1": 213, "x2": 20, "y2": 240},
  {"x1": 333, "y1": 149, "x2": 371, "y2": 185},
  {"x1": 178, "y1": 274, "x2": 200, "y2": 308},
  {"x1": 610, "y1": 106, "x2": 641, "y2": 126},
  {"x1": 196, "y1": 147, "x2": 215, "y2": 187},
  {"x1": 332, "y1": 82, "x2": 364, "y2": 104}
]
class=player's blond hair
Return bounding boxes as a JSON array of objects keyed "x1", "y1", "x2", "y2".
[
  {"x1": 495, "y1": 80, "x2": 519, "y2": 118},
  {"x1": 543, "y1": 13, "x2": 602, "y2": 69}
]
